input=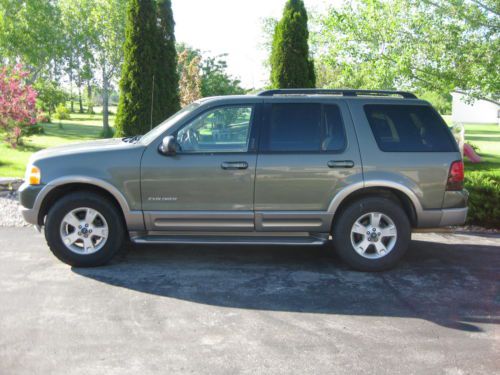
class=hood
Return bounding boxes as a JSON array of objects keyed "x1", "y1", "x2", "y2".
[{"x1": 30, "y1": 138, "x2": 141, "y2": 162}]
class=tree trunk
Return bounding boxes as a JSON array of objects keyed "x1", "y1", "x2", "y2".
[
  {"x1": 87, "y1": 83, "x2": 93, "y2": 114},
  {"x1": 78, "y1": 86, "x2": 83, "y2": 113},
  {"x1": 69, "y1": 73, "x2": 74, "y2": 113},
  {"x1": 102, "y1": 67, "x2": 110, "y2": 136}
]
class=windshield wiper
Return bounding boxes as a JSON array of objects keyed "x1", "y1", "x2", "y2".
[{"x1": 122, "y1": 135, "x2": 143, "y2": 143}]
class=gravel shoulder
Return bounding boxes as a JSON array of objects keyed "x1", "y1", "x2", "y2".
[{"x1": 0, "y1": 196, "x2": 30, "y2": 227}]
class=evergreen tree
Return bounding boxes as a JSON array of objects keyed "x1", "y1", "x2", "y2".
[
  {"x1": 153, "y1": 0, "x2": 180, "y2": 125},
  {"x1": 115, "y1": 0, "x2": 157, "y2": 136},
  {"x1": 270, "y1": 0, "x2": 315, "y2": 89}
]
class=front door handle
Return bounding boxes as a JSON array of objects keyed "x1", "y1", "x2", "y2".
[
  {"x1": 221, "y1": 161, "x2": 249, "y2": 170},
  {"x1": 328, "y1": 160, "x2": 355, "y2": 168}
]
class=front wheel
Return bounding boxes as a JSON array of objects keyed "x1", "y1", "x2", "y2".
[
  {"x1": 44, "y1": 191, "x2": 125, "y2": 267},
  {"x1": 332, "y1": 197, "x2": 411, "y2": 271}
]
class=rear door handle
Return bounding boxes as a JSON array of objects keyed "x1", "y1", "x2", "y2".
[
  {"x1": 221, "y1": 161, "x2": 249, "y2": 170},
  {"x1": 327, "y1": 160, "x2": 354, "y2": 168}
]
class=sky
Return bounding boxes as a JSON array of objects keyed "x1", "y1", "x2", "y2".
[{"x1": 172, "y1": 0, "x2": 333, "y2": 89}]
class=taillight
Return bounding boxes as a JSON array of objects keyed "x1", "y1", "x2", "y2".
[{"x1": 446, "y1": 160, "x2": 464, "y2": 191}]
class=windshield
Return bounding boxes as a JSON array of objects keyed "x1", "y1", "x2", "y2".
[{"x1": 139, "y1": 102, "x2": 201, "y2": 144}]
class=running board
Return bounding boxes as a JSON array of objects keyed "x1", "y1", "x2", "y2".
[{"x1": 131, "y1": 234, "x2": 329, "y2": 246}]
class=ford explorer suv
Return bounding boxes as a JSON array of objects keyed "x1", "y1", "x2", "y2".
[{"x1": 19, "y1": 89, "x2": 468, "y2": 271}]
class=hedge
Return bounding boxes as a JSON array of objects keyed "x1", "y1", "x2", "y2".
[{"x1": 464, "y1": 171, "x2": 500, "y2": 228}]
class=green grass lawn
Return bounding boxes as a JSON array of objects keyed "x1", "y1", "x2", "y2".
[
  {"x1": 0, "y1": 111, "x2": 115, "y2": 177},
  {"x1": 463, "y1": 124, "x2": 500, "y2": 173}
]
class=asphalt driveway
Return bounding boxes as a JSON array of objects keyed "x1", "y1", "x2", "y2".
[{"x1": 0, "y1": 227, "x2": 498, "y2": 374}]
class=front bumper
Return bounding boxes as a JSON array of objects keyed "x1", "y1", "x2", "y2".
[
  {"x1": 18, "y1": 182, "x2": 45, "y2": 226},
  {"x1": 20, "y1": 206, "x2": 39, "y2": 225}
]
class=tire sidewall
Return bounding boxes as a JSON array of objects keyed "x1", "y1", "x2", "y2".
[
  {"x1": 45, "y1": 192, "x2": 125, "y2": 267},
  {"x1": 333, "y1": 197, "x2": 411, "y2": 271}
]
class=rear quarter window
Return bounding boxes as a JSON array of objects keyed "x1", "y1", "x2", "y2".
[{"x1": 364, "y1": 105, "x2": 457, "y2": 152}]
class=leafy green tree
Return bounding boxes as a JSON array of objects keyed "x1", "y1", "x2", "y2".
[
  {"x1": 0, "y1": 0, "x2": 64, "y2": 80},
  {"x1": 270, "y1": 0, "x2": 315, "y2": 88},
  {"x1": 200, "y1": 54, "x2": 245, "y2": 97},
  {"x1": 312, "y1": 0, "x2": 499, "y2": 101},
  {"x1": 177, "y1": 44, "x2": 245, "y2": 99},
  {"x1": 91, "y1": 0, "x2": 127, "y2": 135},
  {"x1": 115, "y1": 0, "x2": 157, "y2": 136},
  {"x1": 59, "y1": 0, "x2": 95, "y2": 114},
  {"x1": 33, "y1": 79, "x2": 68, "y2": 120},
  {"x1": 153, "y1": 0, "x2": 180, "y2": 125}
]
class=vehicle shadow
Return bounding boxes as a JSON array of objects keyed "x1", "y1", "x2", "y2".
[{"x1": 72, "y1": 239, "x2": 500, "y2": 332}]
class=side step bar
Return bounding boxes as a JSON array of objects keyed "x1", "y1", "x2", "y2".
[{"x1": 131, "y1": 234, "x2": 329, "y2": 246}]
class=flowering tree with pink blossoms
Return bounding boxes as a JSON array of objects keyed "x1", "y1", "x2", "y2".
[{"x1": 0, "y1": 65, "x2": 38, "y2": 147}]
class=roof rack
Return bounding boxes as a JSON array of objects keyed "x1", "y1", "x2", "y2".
[{"x1": 257, "y1": 89, "x2": 418, "y2": 99}]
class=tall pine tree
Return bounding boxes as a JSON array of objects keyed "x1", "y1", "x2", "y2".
[
  {"x1": 270, "y1": 0, "x2": 315, "y2": 89},
  {"x1": 115, "y1": 0, "x2": 157, "y2": 136},
  {"x1": 116, "y1": 0, "x2": 180, "y2": 136},
  {"x1": 153, "y1": 0, "x2": 180, "y2": 125}
]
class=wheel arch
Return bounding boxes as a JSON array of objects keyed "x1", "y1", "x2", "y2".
[
  {"x1": 328, "y1": 182, "x2": 421, "y2": 228},
  {"x1": 36, "y1": 177, "x2": 144, "y2": 230}
]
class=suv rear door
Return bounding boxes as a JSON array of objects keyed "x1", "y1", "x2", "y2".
[{"x1": 254, "y1": 98, "x2": 363, "y2": 232}]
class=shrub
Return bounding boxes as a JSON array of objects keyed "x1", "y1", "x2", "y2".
[
  {"x1": 464, "y1": 171, "x2": 500, "y2": 228},
  {"x1": 99, "y1": 127, "x2": 115, "y2": 138},
  {"x1": 0, "y1": 64, "x2": 38, "y2": 147},
  {"x1": 54, "y1": 104, "x2": 71, "y2": 120}
]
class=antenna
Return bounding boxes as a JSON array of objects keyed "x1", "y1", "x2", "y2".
[{"x1": 150, "y1": 74, "x2": 155, "y2": 130}]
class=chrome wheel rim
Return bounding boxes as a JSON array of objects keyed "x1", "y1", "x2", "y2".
[
  {"x1": 350, "y1": 212, "x2": 397, "y2": 259},
  {"x1": 59, "y1": 207, "x2": 108, "y2": 255}
]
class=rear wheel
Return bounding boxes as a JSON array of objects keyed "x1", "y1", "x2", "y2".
[
  {"x1": 44, "y1": 192, "x2": 125, "y2": 267},
  {"x1": 332, "y1": 197, "x2": 411, "y2": 271}
]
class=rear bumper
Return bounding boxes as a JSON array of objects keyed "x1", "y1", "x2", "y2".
[
  {"x1": 439, "y1": 207, "x2": 468, "y2": 226},
  {"x1": 417, "y1": 189, "x2": 468, "y2": 227}
]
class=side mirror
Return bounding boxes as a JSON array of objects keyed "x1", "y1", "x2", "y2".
[{"x1": 159, "y1": 135, "x2": 178, "y2": 156}]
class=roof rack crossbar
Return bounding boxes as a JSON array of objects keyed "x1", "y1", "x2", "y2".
[{"x1": 257, "y1": 89, "x2": 417, "y2": 99}]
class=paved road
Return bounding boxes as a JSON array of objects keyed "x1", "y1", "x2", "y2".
[{"x1": 0, "y1": 227, "x2": 498, "y2": 375}]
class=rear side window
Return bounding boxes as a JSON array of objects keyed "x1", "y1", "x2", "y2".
[
  {"x1": 364, "y1": 105, "x2": 456, "y2": 152},
  {"x1": 262, "y1": 103, "x2": 346, "y2": 152}
]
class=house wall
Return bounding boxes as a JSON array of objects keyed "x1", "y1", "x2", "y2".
[{"x1": 451, "y1": 92, "x2": 499, "y2": 124}]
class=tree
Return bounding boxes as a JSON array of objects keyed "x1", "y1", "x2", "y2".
[
  {"x1": 312, "y1": 0, "x2": 500, "y2": 101},
  {"x1": 177, "y1": 44, "x2": 245, "y2": 100},
  {"x1": 59, "y1": 0, "x2": 95, "y2": 114},
  {"x1": 178, "y1": 50, "x2": 202, "y2": 107},
  {"x1": 200, "y1": 55, "x2": 245, "y2": 97},
  {"x1": 153, "y1": 0, "x2": 180, "y2": 125},
  {"x1": 91, "y1": 0, "x2": 127, "y2": 136},
  {"x1": 0, "y1": 0, "x2": 64, "y2": 80},
  {"x1": 33, "y1": 79, "x2": 67, "y2": 121},
  {"x1": 0, "y1": 65, "x2": 38, "y2": 147},
  {"x1": 270, "y1": 0, "x2": 315, "y2": 89},
  {"x1": 115, "y1": 0, "x2": 157, "y2": 136}
]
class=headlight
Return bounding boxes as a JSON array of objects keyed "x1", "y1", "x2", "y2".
[{"x1": 26, "y1": 165, "x2": 41, "y2": 185}]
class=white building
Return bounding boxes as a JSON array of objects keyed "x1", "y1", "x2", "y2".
[{"x1": 451, "y1": 91, "x2": 499, "y2": 125}]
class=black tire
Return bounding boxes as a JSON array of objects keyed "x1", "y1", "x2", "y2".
[
  {"x1": 332, "y1": 197, "x2": 411, "y2": 272},
  {"x1": 44, "y1": 191, "x2": 125, "y2": 267}
]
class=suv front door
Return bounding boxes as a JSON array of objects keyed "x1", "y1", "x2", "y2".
[
  {"x1": 254, "y1": 100, "x2": 363, "y2": 232},
  {"x1": 141, "y1": 104, "x2": 260, "y2": 231}
]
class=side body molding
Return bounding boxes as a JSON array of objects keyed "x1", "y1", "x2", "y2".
[{"x1": 33, "y1": 176, "x2": 145, "y2": 230}]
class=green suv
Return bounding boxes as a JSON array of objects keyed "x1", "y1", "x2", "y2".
[{"x1": 19, "y1": 89, "x2": 468, "y2": 271}]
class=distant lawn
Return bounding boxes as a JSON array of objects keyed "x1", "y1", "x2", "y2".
[
  {"x1": 463, "y1": 124, "x2": 500, "y2": 173},
  {"x1": 0, "y1": 111, "x2": 115, "y2": 178}
]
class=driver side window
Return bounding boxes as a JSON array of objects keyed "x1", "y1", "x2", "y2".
[{"x1": 177, "y1": 106, "x2": 253, "y2": 153}]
